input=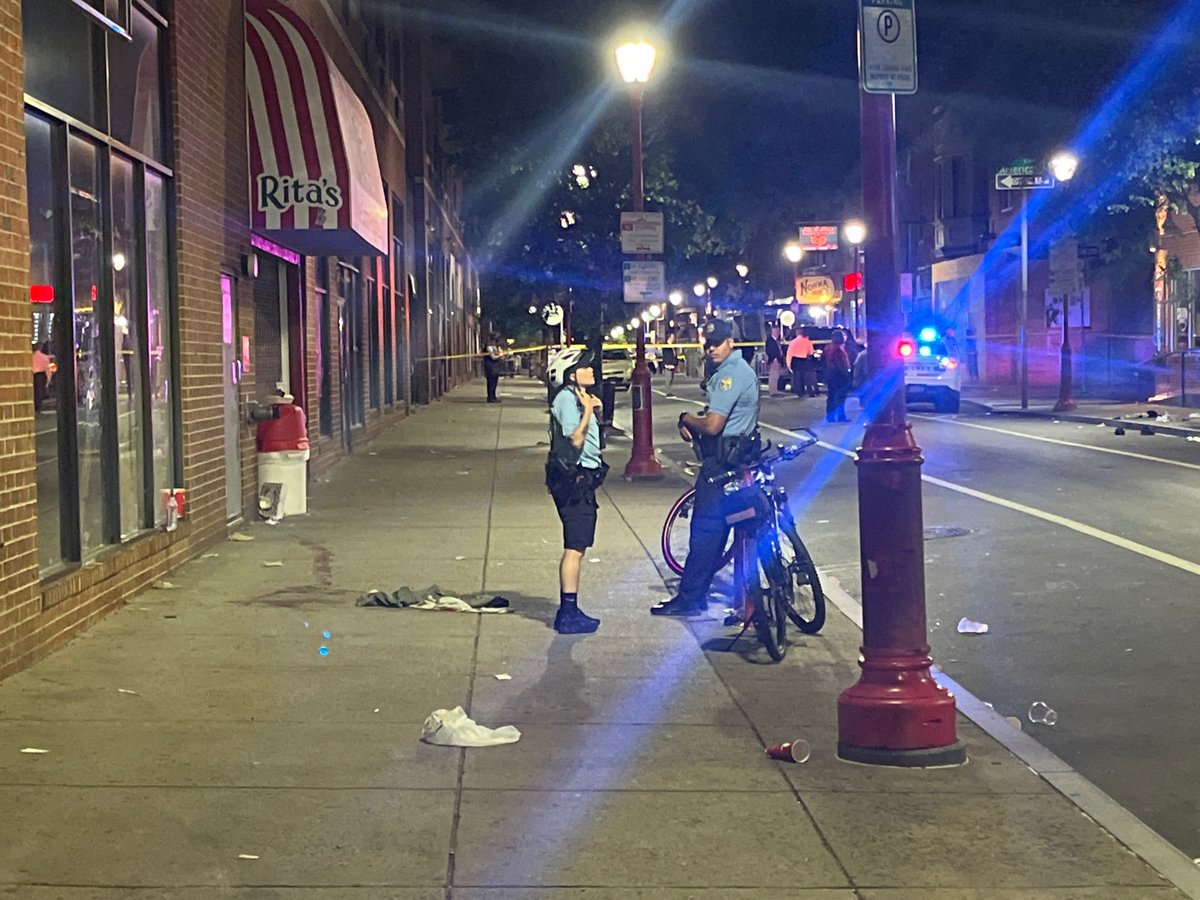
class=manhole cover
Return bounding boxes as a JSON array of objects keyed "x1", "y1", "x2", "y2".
[{"x1": 924, "y1": 525, "x2": 974, "y2": 540}]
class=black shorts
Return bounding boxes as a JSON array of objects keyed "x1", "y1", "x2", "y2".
[{"x1": 555, "y1": 490, "x2": 597, "y2": 551}]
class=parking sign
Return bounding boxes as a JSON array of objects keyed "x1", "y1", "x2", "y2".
[{"x1": 859, "y1": 0, "x2": 917, "y2": 95}]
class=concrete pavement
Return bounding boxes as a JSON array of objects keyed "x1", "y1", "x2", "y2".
[{"x1": 0, "y1": 376, "x2": 1192, "y2": 897}]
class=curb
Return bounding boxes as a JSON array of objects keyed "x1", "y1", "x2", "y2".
[
  {"x1": 821, "y1": 578, "x2": 1200, "y2": 899},
  {"x1": 974, "y1": 402, "x2": 1200, "y2": 439}
]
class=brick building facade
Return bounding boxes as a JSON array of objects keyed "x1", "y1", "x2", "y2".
[{"x1": 1, "y1": 0, "x2": 478, "y2": 679}]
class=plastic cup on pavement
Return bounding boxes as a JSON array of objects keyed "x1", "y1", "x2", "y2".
[{"x1": 765, "y1": 739, "x2": 811, "y2": 763}]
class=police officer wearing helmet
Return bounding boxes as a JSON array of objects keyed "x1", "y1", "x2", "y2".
[
  {"x1": 545, "y1": 347, "x2": 606, "y2": 634},
  {"x1": 651, "y1": 318, "x2": 761, "y2": 617}
]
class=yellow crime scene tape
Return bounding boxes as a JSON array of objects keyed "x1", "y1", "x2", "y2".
[{"x1": 414, "y1": 340, "x2": 767, "y2": 362}]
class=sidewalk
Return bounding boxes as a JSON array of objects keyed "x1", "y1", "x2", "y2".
[
  {"x1": 0, "y1": 377, "x2": 1193, "y2": 897},
  {"x1": 963, "y1": 382, "x2": 1200, "y2": 437}
]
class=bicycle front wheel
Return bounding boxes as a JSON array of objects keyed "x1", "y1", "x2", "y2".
[
  {"x1": 661, "y1": 488, "x2": 735, "y2": 577},
  {"x1": 779, "y1": 524, "x2": 826, "y2": 634},
  {"x1": 759, "y1": 553, "x2": 790, "y2": 661}
]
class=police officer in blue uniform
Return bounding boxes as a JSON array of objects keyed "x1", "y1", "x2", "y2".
[{"x1": 651, "y1": 319, "x2": 761, "y2": 617}]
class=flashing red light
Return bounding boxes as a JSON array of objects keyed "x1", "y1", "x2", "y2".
[
  {"x1": 843, "y1": 272, "x2": 863, "y2": 292},
  {"x1": 30, "y1": 284, "x2": 54, "y2": 303},
  {"x1": 897, "y1": 339, "x2": 916, "y2": 359},
  {"x1": 945, "y1": 357, "x2": 959, "y2": 370}
]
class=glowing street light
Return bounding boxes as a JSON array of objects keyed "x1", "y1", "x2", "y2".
[
  {"x1": 706, "y1": 275, "x2": 718, "y2": 289},
  {"x1": 692, "y1": 282, "x2": 706, "y2": 298},
  {"x1": 614, "y1": 29, "x2": 662, "y2": 479},
  {"x1": 735, "y1": 262, "x2": 749, "y2": 278},
  {"x1": 844, "y1": 220, "x2": 867, "y2": 335},
  {"x1": 648, "y1": 303, "x2": 662, "y2": 318},
  {"x1": 528, "y1": 305, "x2": 538, "y2": 314},
  {"x1": 1049, "y1": 152, "x2": 1078, "y2": 183},
  {"x1": 783, "y1": 242, "x2": 804, "y2": 264},
  {"x1": 668, "y1": 289, "x2": 684, "y2": 306}
]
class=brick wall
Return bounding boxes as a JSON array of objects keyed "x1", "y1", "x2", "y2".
[{"x1": 0, "y1": 0, "x2": 39, "y2": 678}]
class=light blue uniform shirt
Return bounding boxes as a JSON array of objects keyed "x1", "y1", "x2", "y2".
[
  {"x1": 552, "y1": 389, "x2": 602, "y2": 468},
  {"x1": 707, "y1": 353, "x2": 759, "y2": 437}
]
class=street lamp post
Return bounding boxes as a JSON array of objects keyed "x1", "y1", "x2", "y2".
[
  {"x1": 836, "y1": 88, "x2": 965, "y2": 767},
  {"x1": 844, "y1": 219, "x2": 867, "y2": 337},
  {"x1": 616, "y1": 36, "x2": 663, "y2": 479},
  {"x1": 1050, "y1": 152, "x2": 1080, "y2": 413}
]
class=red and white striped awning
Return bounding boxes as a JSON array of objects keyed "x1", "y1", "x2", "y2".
[{"x1": 245, "y1": 0, "x2": 388, "y2": 256}]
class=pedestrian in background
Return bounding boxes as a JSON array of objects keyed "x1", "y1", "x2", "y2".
[
  {"x1": 765, "y1": 323, "x2": 787, "y2": 396},
  {"x1": 31, "y1": 342, "x2": 53, "y2": 412},
  {"x1": 545, "y1": 348, "x2": 606, "y2": 634},
  {"x1": 786, "y1": 327, "x2": 817, "y2": 398},
  {"x1": 662, "y1": 331, "x2": 680, "y2": 396},
  {"x1": 483, "y1": 333, "x2": 505, "y2": 404},
  {"x1": 823, "y1": 330, "x2": 852, "y2": 423}
]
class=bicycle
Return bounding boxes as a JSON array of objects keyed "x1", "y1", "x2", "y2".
[{"x1": 660, "y1": 434, "x2": 826, "y2": 659}]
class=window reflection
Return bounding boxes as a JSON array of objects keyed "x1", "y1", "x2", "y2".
[
  {"x1": 146, "y1": 171, "x2": 174, "y2": 523},
  {"x1": 26, "y1": 113, "x2": 65, "y2": 571},
  {"x1": 111, "y1": 154, "x2": 146, "y2": 538},
  {"x1": 69, "y1": 134, "x2": 105, "y2": 557}
]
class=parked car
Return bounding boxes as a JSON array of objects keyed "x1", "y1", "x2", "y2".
[
  {"x1": 903, "y1": 327, "x2": 962, "y2": 412},
  {"x1": 602, "y1": 348, "x2": 633, "y2": 390}
]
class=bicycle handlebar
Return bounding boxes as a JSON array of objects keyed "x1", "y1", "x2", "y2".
[{"x1": 704, "y1": 428, "x2": 819, "y2": 484}]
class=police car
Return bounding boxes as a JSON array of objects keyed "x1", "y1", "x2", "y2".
[{"x1": 900, "y1": 326, "x2": 961, "y2": 413}]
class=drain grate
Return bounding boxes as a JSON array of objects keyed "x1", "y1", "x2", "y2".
[{"x1": 924, "y1": 525, "x2": 974, "y2": 540}]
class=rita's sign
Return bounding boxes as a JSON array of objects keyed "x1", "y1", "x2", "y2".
[{"x1": 256, "y1": 175, "x2": 344, "y2": 214}]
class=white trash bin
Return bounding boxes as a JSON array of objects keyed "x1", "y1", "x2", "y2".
[{"x1": 257, "y1": 448, "x2": 310, "y2": 517}]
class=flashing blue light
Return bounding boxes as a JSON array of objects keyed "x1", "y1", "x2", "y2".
[
  {"x1": 318, "y1": 646, "x2": 330, "y2": 656},
  {"x1": 918, "y1": 345, "x2": 933, "y2": 357},
  {"x1": 917, "y1": 326, "x2": 938, "y2": 342}
]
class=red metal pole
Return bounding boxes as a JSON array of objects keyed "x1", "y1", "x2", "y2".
[
  {"x1": 836, "y1": 90, "x2": 965, "y2": 767},
  {"x1": 624, "y1": 90, "x2": 663, "y2": 479}
]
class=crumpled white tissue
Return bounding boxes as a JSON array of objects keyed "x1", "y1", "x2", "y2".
[
  {"x1": 412, "y1": 597, "x2": 508, "y2": 614},
  {"x1": 420, "y1": 706, "x2": 521, "y2": 747},
  {"x1": 957, "y1": 617, "x2": 989, "y2": 634}
]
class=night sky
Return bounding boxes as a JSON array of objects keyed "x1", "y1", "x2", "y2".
[{"x1": 389, "y1": 0, "x2": 1176, "y2": 292}]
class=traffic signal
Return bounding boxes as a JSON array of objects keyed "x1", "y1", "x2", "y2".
[
  {"x1": 896, "y1": 338, "x2": 915, "y2": 358},
  {"x1": 843, "y1": 272, "x2": 863, "y2": 292}
]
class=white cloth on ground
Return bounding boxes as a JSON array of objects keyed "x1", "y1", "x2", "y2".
[{"x1": 420, "y1": 706, "x2": 521, "y2": 747}]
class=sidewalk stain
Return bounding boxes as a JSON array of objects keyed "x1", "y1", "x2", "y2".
[{"x1": 299, "y1": 537, "x2": 334, "y2": 586}]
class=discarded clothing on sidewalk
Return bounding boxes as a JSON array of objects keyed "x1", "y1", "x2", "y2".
[
  {"x1": 420, "y1": 706, "x2": 521, "y2": 747},
  {"x1": 355, "y1": 584, "x2": 509, "y2": 612}
]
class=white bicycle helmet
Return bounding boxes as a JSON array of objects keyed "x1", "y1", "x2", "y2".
[{"x1": 547, "y1": 347, "x2": 589, "y2": 389}]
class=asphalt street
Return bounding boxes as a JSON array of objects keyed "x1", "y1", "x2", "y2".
[{"x1": 639, "y1": 378, "x2": 1200, "y2": 859}]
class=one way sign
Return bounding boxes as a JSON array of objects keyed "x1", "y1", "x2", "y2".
[{"x1": 995, "y1": 172, "x2": 1055, "y2": 191}]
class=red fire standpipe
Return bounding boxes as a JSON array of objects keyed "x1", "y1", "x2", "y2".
[{"x1": 836, "y1": 90, "x2": 965, "y2": 767}]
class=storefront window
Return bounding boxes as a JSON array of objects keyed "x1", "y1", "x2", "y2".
[
  {"x1": 23, "y1": 0, "x2": 102, "y2": 130},
  {"x1": 27, "y1": 114, "x2": 65, "y2": 571},
  {"x1": 109, "y1": 6, "x2": 165, "y2": 163},
  {"x1": 111, "y1": 154, "x2": 146, "y2": 538},
  {"x1": 145, "y1": 170, "x2": 174, "y2": 522},
  {"x1": 24, "y1": 0, "x2": 176, "y2": 571},
  {"x1": 70, "y1": 134, "x2": 106, "y2": 557}
]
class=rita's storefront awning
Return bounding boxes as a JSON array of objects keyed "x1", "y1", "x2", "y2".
[{"x1": 245, "y1": 0, "x2": 388, "y2": 257}]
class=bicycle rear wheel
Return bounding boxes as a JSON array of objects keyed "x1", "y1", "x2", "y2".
[
  {"x1": 779, "y1": 524, "x2": 826, "y2": 634},
  {"x1": 662, "y1": 488, "x2": 735, "y2": 577}
]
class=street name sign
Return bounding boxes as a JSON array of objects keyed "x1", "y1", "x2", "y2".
[
  {"x1": 620, "y1": 211, "x2": 664, "y2": 255},
  {"x1": 623, "y1": 260, "x2": 666, "y2": 303},
  {"x1": 859, "y1": 0, "x2": 917, "y2": 95},
  {"x1": 995, "y1": 159, "x2": 1055, "y2": 191}
]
